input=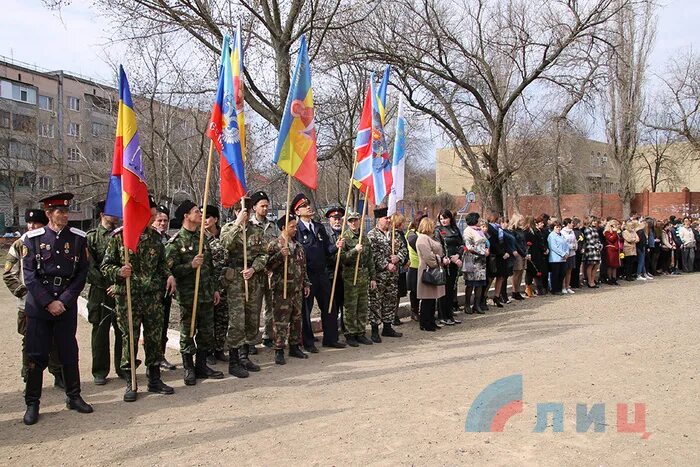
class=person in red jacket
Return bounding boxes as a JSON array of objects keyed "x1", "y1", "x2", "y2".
[{"x1": 603, "y1": 219, "x2": 623, "y2": 285}]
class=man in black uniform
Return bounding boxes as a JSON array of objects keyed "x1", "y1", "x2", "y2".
[
  {"x1": 292, "y1": 194, "x2": 345, "y2": 352},
  {"x1": 324, "y1": 206, "x2": 347, "y2": 341},
  {"x1": 21, "y1": 192, "x2": 93, "y2": 425}
]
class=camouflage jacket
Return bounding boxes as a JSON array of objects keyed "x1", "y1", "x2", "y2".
[
  {"x1": 206, "y1": 231, "x2": 227, "y2": 293},
  {"x1": 86, "y1": 224, "x2": 114, "y2": 289},
  {"x1": 367, "y1": 227, "x2": 406, "y2": 276},
  {"x1": 165, "y1": 227, "x2": 217, "y2": 303},
  {"x1": 220, "y1": 217, "x2": 271, "y2": 274},
  {"x1": 266, "y1": 235, "x2": 311, "y2": 292},
  {"x1": 341, "y1": 228, "x2": 376, "y2": 279},
  {"x1": 3, "y1": 236, "x2": 27, "y2": 300},
  {"x1": 101, "y1": 226, "x2": 170, "y2": 297}
]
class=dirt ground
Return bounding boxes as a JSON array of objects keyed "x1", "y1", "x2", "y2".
[{"x1": 0, "y1": 274, "x2": 697, "y2": 466}]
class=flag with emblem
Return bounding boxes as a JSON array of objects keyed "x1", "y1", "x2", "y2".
[
  {"x1": 104, "y1": 66, "x2": 151, "y2": 252},
  {"x1": 273, "y1": 35, "x2": 317, "y2": 190},
  {"x1": 387, "y1": 97, "x2": 406, "y2": 216},
  {"x1": 353, "y1": 74, "x2": 393, "y2": 206},
  {"x1": 208, "y1": 35, "x2": 247, "y2": 208}
]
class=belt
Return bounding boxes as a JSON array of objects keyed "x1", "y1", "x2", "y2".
[{"x1": 42, "y1": 276, "x2": 72, "y2": 287}]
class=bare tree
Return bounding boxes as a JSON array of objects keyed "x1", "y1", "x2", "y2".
[{"x1": 637, "y1": 123, "x2": 690, "y2": 192}]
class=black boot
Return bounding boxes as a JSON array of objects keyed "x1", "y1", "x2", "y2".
[
  {"x1": 473, "y1": 287, "x2": 486, "y2": 314},
  {"x1": 370, "y1": 324, "x2": 382, "y2": 343},
  {"x1": 248, "y1": 345, "x2": 258, "y2": 355},
  {"x1": 195, "y1": 350, "x2": 224, "y2": 379},
  {"x1": 240, "y1": 344, "x2": 260, "y2": 372},
  {"x1": 480, "y1": 293, "x2": 489, "y2": 310},
  {"x1": 344, "y1": 334, "x2": 359, "y2": 347},
  {"x1": 206, "y1": 352, "x2": 217, "y2": 366},
  {"x1": 182, "y1": 353, "x2": 196, "y2": 386},
  {"x1": 23, "y1": 364, "x2": 42, "y2": 425},
  {"x1": 159, "y1": 357, "x2": 177, "y2": 371},
  {"x1": 52, "y1": 370, "x2": 65, "y2": 389},
  {"x1": 262, "y1": 338, "x2": 274, "y2": 348},
  {"x1": 147, "y1": 365, "x2": 174, "y2": 394},
  {"x1": 63, "y1": 365, "x2": 93, "y2": 414},
  {"x1": 275, "y1": 349, "x2": 286, "y2": 365},
  {"x1": 393, "y1": 315, "x2": 403, "y2": 326},
  {"x1": 493, "y1": 296, "x2": 504, "y2": 308},
  {"x1": 288, "y1": 345, "x2": 309, "y2": 359},
  {"x1": 356, "y1": 333, "x2": 373, "y2": 345},
  {"x1": 227, "y1": 348, "x2": 249, "y2": 378},
  {"x1": 123, "y1": 371, "x2": 137, "y2": 402},
  {"x1": 381, "y1": 322, "x2": 403, "y2": 337}
]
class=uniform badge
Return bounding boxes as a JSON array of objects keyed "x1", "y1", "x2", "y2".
[
  {"x1": 181, "y1": 247, "x2": 186, "y2": 252},
  {"x1": 21, "y1": 245, "x2": 29, "y2": 257},
  {"x1": 4, "y1": 261, "x2": 12, "y2": 272},
  {"x1": 64, "y1": 242, "x2": 70, "y2": 254},
  {"x1": 188, "y1": 246, "x2": 193, "y2": 251},
  {"x1": 39, "y1": 243, "x2": 46, "y2": 250}
]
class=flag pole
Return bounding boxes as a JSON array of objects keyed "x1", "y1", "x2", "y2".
[
  {"x1": 353, "y1": 186, "x2": 369, "y2": 286},
  {"x1": 122, "y1": 247, "x2": 137, "y2": 393},
  {"x1": 190, "y1": 140, "x2": 215, "y2": 337},
  {"x1": 242, "y1": 197, "x2": 249, "y2": 301},
  {"x1": 328, "y1": 155, "x2": 359, "y2": 315},
  {"x1": 283, "y1": 174, "x2": 292, "y2": 299}
]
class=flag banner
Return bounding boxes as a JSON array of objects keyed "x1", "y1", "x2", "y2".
[
  {"x1": 377, "y1": 65, "x2": 390, "y2": 126},
  {"x1": 388, "y1": 98, "x2": 406, "y2": 216},
  {"x1": 273, "y1": 35, "x2": 318, "y2": 190},
  {"x1": 232, "y1": 21, "x2": 246, "y2": 159},
  {"x1": 353, "y1": 74, "x2": 393, "y2": 206},
  {"x1": 207, "y1": 35, "x2": 247, "y2": 208},
  {"x1": 105, "y1": 66, "x2": 151, "y2": 252}
]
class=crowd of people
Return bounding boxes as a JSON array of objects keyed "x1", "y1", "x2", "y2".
[{"x1": 5, "y1": 190, "x2": 699, "y2": 426}]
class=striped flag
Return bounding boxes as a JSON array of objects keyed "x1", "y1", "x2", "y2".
[
  {"x1": 388, "y1": 98, "x2": 406, "y2": 216},
  {"x1": 232, "y1": 21, "x2": 246, "y2": 159}
]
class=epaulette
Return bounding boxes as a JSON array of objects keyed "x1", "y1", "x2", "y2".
[
  {"x1": 19, "y1": 232, "x2": 28, "y2": 241},
  {"x1": 110, "y1": 226, "x2": 124, "y2": 237},
  {"x1": 26, "y1": 228, "x2": 45, "y2": 238},
  {"x1": 70, "y1": 227, "x2": 87, "y2": 237},
  {"x1": 166, "y1": 230, "x2": 180, "y2": 244}
]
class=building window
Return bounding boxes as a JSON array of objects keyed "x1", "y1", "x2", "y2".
[
  {"x1": 38, "y1": 176, "x2": 52, "y2": 190},
  {"x1": 12, "y1": 114, "x2": 36, "y2": 133},
  {"x1": 39, "y1": 123, "x2": 54, "y2": 138},
  {"x1": 68, "y1": 96, "x2": 80, "y2": 111},
  {"x1": 91, "y1": 122, "x2": 109, "y2": 137},
  {"x1": 68, "y1": 122, "x2": 80, "y2": 137},
  {"x1": 67, "y1": 147, "x2": 81, "y2": 161},
  {"x1": 10, "y1": 83, "x2": 37, "y2": 104},
  {"x1": 9, "y1": 141, "x2": 34, "y2": 160},
  {"x1": 38, "y1": 95, "x2": 54, "y2": 111},
  {"x1": 69, "y1": 201, "x2": 82, "y2": 212},
  {"x1": 67, "y1": 174, "x2": 81, "y2": 186},
  {"x1": 91, "y1": 146, "x2": 106, "y2": 162},
  {"x1": 0, "y1": 110, "x2": 9, "y2": 129}
]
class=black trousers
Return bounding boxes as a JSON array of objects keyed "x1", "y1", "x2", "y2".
[
  {"x1": 571, "y1": 253, "x2": 583, "y2": 287},
  {"x1": 624, "y1": 256, "x2": 637, "y2": 279},
  {"x1": 549, "y1": 262, "x2": 565, "y2": 293},
  {"x1": 26, "y1": 311, "x2": 79, "y2": 369},
  {"x1": 439, "y1": 264, "x2": 458, "y2": 320},
  {"x1": 302, "y1": 271, "x2": 338, "y2": 347},
  {"x1": 161, "y1": 293, "x2": 172, "y2": 353},
  {"x1": 419, "y1": 299, "x2": 437, "y2": 329}
]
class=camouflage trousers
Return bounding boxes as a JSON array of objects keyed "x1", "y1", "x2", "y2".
[
  {"x1": 225, "y1": 270, "x2": 264, "y2": 349},
  {"x1": 272, "y1": 288, "x2": 303, "y2": 350},
  {"x1": 213, "y1": 292, "x2": 229, "y2": 352},
  {"x1": 115, "y1": 293, "x2": 164, "y2": 370},
  {"x1": 343, "y1": 272, "x2": 369, "y2": 335},
  {"x1": 179, "y1": 299, "x2": 215, "y2": 355},
  {"x1": 17, "y1": 307, "x2": 62, "y2": 380},
  {"x1": 87, "y1": 285, "x2": 122, "y2": 378},
  {"x1": 261, "y1": 273, "x2": 274, "y2": 340},
  {"x1": 368, "y1": 271, "x2": 399, "y2": 325}
]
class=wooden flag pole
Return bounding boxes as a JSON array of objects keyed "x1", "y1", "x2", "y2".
[
  {"x1": 242, "y1": 197, "x2": 249, "y2": 301},
  {"x1": 190, "y1": 140, "x2": 215, "y2": 337},
  {"x1": 353, "y1": 186, "x2": 369, "y2": 285},
  {"x1": 123, "y1": 247, "x2": 137, "y2": 393},
  {"x1": 283, "y1": 175, "x2": 292, "y2": 299},
  {"x1": 328, "y1": 155, "x2": 359, "y2": 315}
]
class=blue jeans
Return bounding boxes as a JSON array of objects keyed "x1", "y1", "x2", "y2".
[{"x1": 636, "y1": 250, "x2": 647, "y2": 276}]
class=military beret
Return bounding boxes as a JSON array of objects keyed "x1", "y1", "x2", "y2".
[
  {"x1": 25, "y1": 209, "x2": 49, "y2": 225},
  {"x1": 250, "y1": 191, "x2": 269, "y2": 206},
  {"x1": 346, "y1": 211, "x2": 361, "y2": 221},
  {"x1": 95, "y1": 200, "x2": 106, "y2": 218},
  {"x1": 202, "y1": 204, "x2": 220, "y2": 219},
  {"x1": 373, "y1": 207, "x2": 388, "y2": 219},
  {"x1": 174, "y1": 200, "x2": 197, "y2": 221},
  {"x1": 325, "y1": 206, "x2": 345, "y2": 219},
  {"x1": 39, "y1": 192, "x2": 73, "y2": 209},
  {"x1": 291, "y1": 193, "x2": 310, "y2": 212},
  {"x1": 277, "y1": 213, "x2": 297, "y2": 231}
]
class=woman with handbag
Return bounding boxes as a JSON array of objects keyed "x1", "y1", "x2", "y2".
[
  {"x1": 416, "y1": 217, "x2": 449, "y2": 331},
  {"x1": 434, "y1": 209, "x2": 464, "y2": 325},
  {"x1": 462, "y1": 213, "x2": 490, "y2": 314}
]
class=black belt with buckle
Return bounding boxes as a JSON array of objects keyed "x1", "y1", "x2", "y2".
[{"x1": 42, "y1": 276, "x2": 71, "y2": 287}]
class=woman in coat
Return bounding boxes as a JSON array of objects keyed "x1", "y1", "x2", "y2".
[
  {"x1": 507, "y1": 214, "x2": 528, "y2": 300},
  {"x1": 583, "y1": 217, "x2": 603, "y2": 288},
  {"x1": 547, "y1": 221, "x2": 569, "y2": 295},
  {"x1": 434, "y1": 209, "x2": 464, "y2": 325},
  {"x1": 622, "y1": 221, "x2": 639, "y2": 281},
  {"x1": 416, "y1": 217, "x2": 449, "y2": 331},
  {"x1": 524, "y1": 216, "x2": 548, "y2": 296},
  {"x1": 602, "y1": 219, "x2": 622, "y2": 285},
  {"x1": 405, "y1": 213, "x2": 427, "y2": 321},
  {"x1": 462, "y1": 213, "x2": 490, "y2": 314}
]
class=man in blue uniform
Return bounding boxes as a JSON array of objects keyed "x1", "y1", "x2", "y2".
[
  {"x1": 292, "y1": 194, "x2": 345, "y2": 352},
  {"x1": 21, "y1": 192, "x2": 93, "y2": 425}
]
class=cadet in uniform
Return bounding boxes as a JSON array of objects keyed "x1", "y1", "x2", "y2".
[
  {"x1": 152, "y1": 204, "x2": 177, "y2": 370},
  {"x1": 340, "y1": 211, "x2": 377, "y2": 346},
  {"x1": 86, "y1": 200, "x2": 123, "y2": 385},
  {"x1": 325, "y1": 207, "x2": 346, "y2": 336},
  {"x1": 101, "y1": 196, "x2": 176, "y2": 402},
  {"x1": 292, "y1": 193, "x2": 345, "y2": 352},
  {"x1": 3, "y1": 209, "x2": 63, "y2": 388},
  {"x1": 165, "y1": 200, "x2": 224, "y2": 385},
  {"x1": 266, "y1": 214, "x2": 311, "y2": 364},
  {"x1": 21, "y1": 192, "x2": 93, "y2": 425},
  {"x1": 203, "y1": 205, "x2": 229, "y2": 364},
  {"x1": 367, "y1": 207, "x2": 405, "y2": 342}
]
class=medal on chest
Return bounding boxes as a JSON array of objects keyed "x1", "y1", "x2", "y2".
[{"x1": 64, "y1": 242, "x2": 70, "y2": 254}]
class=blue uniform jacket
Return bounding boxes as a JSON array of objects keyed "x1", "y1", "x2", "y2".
[{"x1": 296, "y1": 219, "x2": 336, "y2": 275}]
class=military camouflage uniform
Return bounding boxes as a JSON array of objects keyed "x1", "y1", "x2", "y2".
[
  {"x1": 250, "y1": 216, "x2": 279, "y2": 343},
  {"x1": 3, "y1": 236, "x2": 62, "y2": 380},
  {"x1": 219, "y1": 218, "x2": 270, "y2": 349},
  {"x1": 341, "y1": 228, "x2": 375, "y2": 335},
  {"x1": 266, "y1": 235, "x2": 310, "y2": 349},
  {"x1": 165, "y1": 227, "x2": 217, "y2": 355},
  {"x1": 86, "y1": 224, "x2": 123, "y2": 379},
  {"x1": 207, "y1": 232, "x2": 228, "y2": 353},
  {"x1": 101, "y1": 227, "x2": 169, "y2": 370},
  {"x1": 367, "y1": 227, "x2": 407, "y2": 325}
]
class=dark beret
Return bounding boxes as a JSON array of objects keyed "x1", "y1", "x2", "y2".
[
  {"x1": 250, "y1": 191, "x2": 269, "y2": 206},
  {"x1": 156, "y1": 205, "x2": 169, "y2": 216},
  {"x1": 277, "y1": 213, "x2": 297, "y2": 231},
  {"x1": 202, "y1": 204, "x2": 220, "y2": 219},
  {"x1": 174, "y1": 200, "x2": 197, "y2": 221},
  {"x1": 25, "y1": 209, "x2": 49, "y2": 225}
]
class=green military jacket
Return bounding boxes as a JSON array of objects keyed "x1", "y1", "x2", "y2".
[
  {"x1": 220, "y1": 218, "x2": 269, "y2": 273},
  {"x1": 101, "y1": 226, "x2": 170, "y2": 297},
  {"x1": 165, "y1": 227, "x2": 217, "y2": 303},
  {"x1": 86, "y1": 224, "x2": 114, "y2": 289},
  {"x1": 341, "y1": 228, "x2": 376, "y2": 279},
  {"x1": 266, "y1": 235, "x2": 310, "y2": 292},
  {"x1": 3, "y1": 236, "x2": 27, "y2": 300},
  {"x1": 206, "y1": 231, "x2": 227, "y2": 292}
]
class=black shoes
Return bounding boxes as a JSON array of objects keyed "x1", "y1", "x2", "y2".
[
  {"x1": 289, "y1": 345, "x2": 309, "y2": 359},
  {"x1": 370, "y1": 324, "x2": 382, "y2": 343},
  {"x1": 214, "y1": 350, "x2": 229, "y2": 362},
  {"x1": 93, "y1": 376, "x2": 107, "y2": 386},
  {"x1": 304, "y1": 345, "x2": 319, "y2": 353},
  {"x1": 322, "y1": 341, "x2": 347, "y2": 349},
  {"x1": 381, "y1": 323, "x2": 402, "y2": 337},
  {"x1": 393, "y1": 316, "x2": 403, "y2": 326},
  {"x1": 512, "y1": 292, "x2": 525, "y2": 301},
  {"x1": 240, "y1": 344, "x2": 260, "y2": 372},
  {"x1": 345, "y1": 335, "x2": 359, "y2": 347},
  {"x1": 23, "y1": 402, "x2": 39, "y2": 425},
  {"x1": 123, "y1": 371, "x2": 137, "y2": 402},
  {"x1": 262, "y1": 338, "x2": 274, "y2": 348},
  {"x1": 275, "y1": 349, "x2": 286, "y2": 365},
  {"x1": 147, "y1": 365, "x2": 174, "y2": 395},
  {"x1": 53, "y1": 372, "x2": 65, "y2": 389},
  {"x1": 227, "y1": 348, "x2": 249, "y2": 378},
  {"x1": 195, "y1": 351, "x2": 224, "y2": 379},
  {"x1": 356, "y1": 334, "x2": 373, "y2": 345},
  {"x1": 182, "y1": 354, "x2": 196, "y2": 386},
  {"x1": 66, "y1": 395, "x2": 93, "y2": 413},
  {"x1": 160, "y1": 358, "x2": 177, "y2": 371}
]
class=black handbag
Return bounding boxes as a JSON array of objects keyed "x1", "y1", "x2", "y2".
[{"x1": 422, "y1": 255, "x2": 446, "y2": 286}]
